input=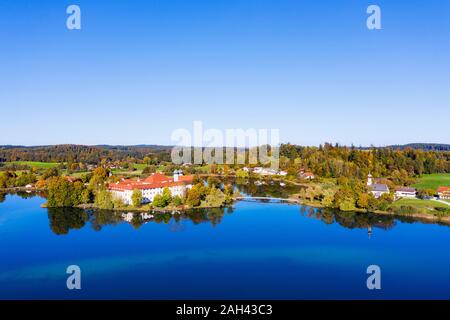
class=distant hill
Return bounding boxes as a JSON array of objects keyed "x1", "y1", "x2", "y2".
[
  {"x1": 0, "y1": 144, "x2": 173, "y2": 164},
  {"x1": 386, "y1": 143, "x2": 450, "y2": 151}
]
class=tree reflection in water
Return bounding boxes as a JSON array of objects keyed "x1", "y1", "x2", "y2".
[
  {"x1": 47, "y1": 207, "x2": 89, "y2": 235},
  {"x1": 39, "y1": 178, "x2": 450, "y2": 235},
  {"x1": 46, "y1": 206, "x2": 232, "y2": 235},
  {"x1": 46, "y1": 203, "x2": 403, "y2": 236},
  {"x1": 301, "y1": 206, "x2": 397, "y2": 232}
]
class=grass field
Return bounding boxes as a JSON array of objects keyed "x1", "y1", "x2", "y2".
[
  {"x1": 413, "y1": 173, "x2": 450, "y2": 190},
  {"x1": 133, "y1": 164, "x2": 148, "y2": 170},
  {"x1": 391, "y1": 198, "x2": 450, "y2": 209},
  {"x1": 5, "y1": 161, "x2": 61, "y2": 169},
  {"x1": 112, "y1": 169, "x2": 143, "y2": 176},
  {"x1": 64, "y1": 171, "x2": 90, "y2": 178}
]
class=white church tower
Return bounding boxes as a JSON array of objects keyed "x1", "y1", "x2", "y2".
[{"x1": 367, "y1": 173, "x2": 373, "y2": 186}]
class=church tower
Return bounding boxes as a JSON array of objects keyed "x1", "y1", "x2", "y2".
[{"x1": 367, "y1": 173, "x2": 373, "y2": 186}]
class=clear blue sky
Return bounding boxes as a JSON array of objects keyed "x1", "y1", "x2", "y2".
[{"x1": 1, "y1": 0, "x2": 449, "y2": 146}]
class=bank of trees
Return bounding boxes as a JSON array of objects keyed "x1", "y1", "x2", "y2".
[
  {"x1": 184, "y1": 182, "x2": 233, "y2": 208},
  {"x1": 46, "y1": 168, "x2": 109, "y2": 208},
  {"x1": 0, "y1": 171, "x2": 37, "y2": 188},
  {"x1": 298, "y1": 177, "x2": 394, "y2": 212},
  {"x1": 279, "y1": 143, "x2": 450, "y2": 182},
  {"x1": 47, "y1": 176, "x2": 91, "y2": 207}
]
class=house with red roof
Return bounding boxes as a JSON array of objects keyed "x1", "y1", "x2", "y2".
[
  {"x1": 108, "y1": 170, "x2": 193, "y2": 205},
  {"x1": 437, "y1": 186, "x2": 450, "y2": 200},
  {"x1": 299, "y1": 169, "x2": 315, "y2": 180}
]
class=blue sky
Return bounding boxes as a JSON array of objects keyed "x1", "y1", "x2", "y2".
[{"x1": 0, "y1": 0, "x2": 449, "y2": 146}]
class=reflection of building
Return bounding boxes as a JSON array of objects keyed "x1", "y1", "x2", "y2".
[
  {"x1": 367, "y1": 174, "x2": 389, "y2": 198},
  {"x1": 395, "y1": 187, "x2": 417, "y2": 199},
  {"x1": 122, "y1": 212, "x2": 134, "y2": 223},
  {"x1": 122, "y1": 212, "x2": 154, "y2": 223},
  {"x1": 437, "y1": 186, "x2": 450, "y2": 199},
  {"x1": 109, "y1": 171, "x2": 193, "y2": 205}
]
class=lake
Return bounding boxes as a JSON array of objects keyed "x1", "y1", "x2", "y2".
[{"x1": 1, "y1": 192, "x2": 450, "y2": 299}]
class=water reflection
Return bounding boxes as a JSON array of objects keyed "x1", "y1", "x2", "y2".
[
  {"x1": 45, "y1": 200, "x2": 444, "y2": 236},
  {"x1": 4, "y1": 180, "x2": 449, "y2": 237},
  {"x1": 46, "y1": 205, "x2": 233, "y2": 235},
  {"x1": 47, "y1": 207, "x2": 89, "y2": 235},
  {"x1": 233, "y1": 177, "x2": 300, "y2": 198}
]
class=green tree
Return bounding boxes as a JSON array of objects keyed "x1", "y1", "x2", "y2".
[
  {"x1": 321, "y1": 188, "x2": 335, "y2": 207},
  {"x1": 223, "y1": 185, "x2": 234, "y2": 204},
  {"x1": 152, "y1": 194, "x2": 165, "y2": 208},
  {"x1": 161, "y1": 187, "x2": 172, "y2": 205},
  {"x1": 15, "y1": 172, "x2": 37, "y2": 187},
  {"x1": 142, "y1": 165, "x2": 156, "y2": 175},
  {"x1": 202, "y1": 187, "x2": 226, "y2": 207},
  {"x1": 94, "y1": 189, "x2": 114, "y2": 210},
  {"x1": 131, "y1": 189, "x2": 143, "y2": 207},
  {"x1": 0, "y1": 173, "x2": 7, "y2": 188},
  {"x1": 112, "y1": 196, "x2": 125, "y2": 209},
  {"x1": 42, "y1": 167, "x2": 60, "y2": 180},
  {"x1": 89, "y1": 167, "x2": 110, "y2": 190},
  {"x1": 207, "y1": 176, "x2": 220, "y2": 188},
  {"x1": 236, "y1": 169, "x2": 249, "y2": 179},
  {"x1": 357, "y1": 193, "x2": 370, "y2": 210},
  {"x1": 47, "y1": 176, "x2": 80, "y2": 207},
  {"x1": 171, "y1": 195, "x2": 183, "y2": 206},
  {"x1": 185, "y1": 183, "x2": 208, "y2": 207}
]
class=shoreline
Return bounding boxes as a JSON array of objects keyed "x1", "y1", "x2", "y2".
[
  {"x1": 6, "y1": 189, "x2": 449, "y2": 225},
  {"x1": 40, "y1": 202, "x2": 229, "y2": 213},
  {"x1": 0, "y1": 187, "x2": 43, "y2": 192},
  {"x1": 235, "y1": 196, "x2": 450, "y2": 225}
]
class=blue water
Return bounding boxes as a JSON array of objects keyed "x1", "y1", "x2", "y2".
[{"x1": 1, "y1": 193, "x2": 450, "y2": 299}]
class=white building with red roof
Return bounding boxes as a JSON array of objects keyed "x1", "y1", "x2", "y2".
[
  {"x1": 108, "y1": 171, "x2": 193, "y2": 205},
  {"x1": 437, "y1": 186, "x2": 450, "y2": 200}
]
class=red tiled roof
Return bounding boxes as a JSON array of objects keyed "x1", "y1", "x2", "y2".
[
  {"x1": 65, "y1": 176, "x2": 77, "y2": 183},
  {"x1": 437, "y1": 186, "x2": 450, "y2": 193},
  {"x1": 143, "y1": 172, "x2": 171, "y2": 184},
  {"x1": 108, "y1": 173, "x2": 193, "y2": 191}
]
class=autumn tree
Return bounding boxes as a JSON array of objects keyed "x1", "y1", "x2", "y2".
[{"x1": 131, "y1": 189, "x2": 143, "y2": 207}]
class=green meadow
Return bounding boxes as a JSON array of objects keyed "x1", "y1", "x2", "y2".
[
  {"x1": 413, "y1": 173, "x2": 450, "y2": 190},
  {"x1": 391, "y1": 198, "x2": 449, "y2": 209},
  {"x1": 5, "y1": 161, "x2": 61, "y2": 169}
]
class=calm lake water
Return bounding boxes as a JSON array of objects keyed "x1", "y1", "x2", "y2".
[{"x1": 1, "y1": 192, "x2": 450, "y2": 300}]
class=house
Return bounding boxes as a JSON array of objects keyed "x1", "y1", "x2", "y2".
[
  {"x1": 253, "y1": 167, "x2": 285, "y2": 176},
  {"x1": 437, "y1": 186, "x2": 450, "y2": 200},
  {"x1": 108, "y1": 171, "x2": 193, "y2": 205},
  {"x1": 253, "y1": 167, "x2": 275, "y2": 175},
  {"x1": 65, "y1": 176, "x2": 78, "y2": 183},
  {"x1": 367, "y1": 174, "x2": 389, "y2": 198},
  {"x1": 395, "y1": 187, "x2": 417, "y2": 199},
  {"x1": 299, "y1": 169, "x2": 315, "y2": 180}
]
